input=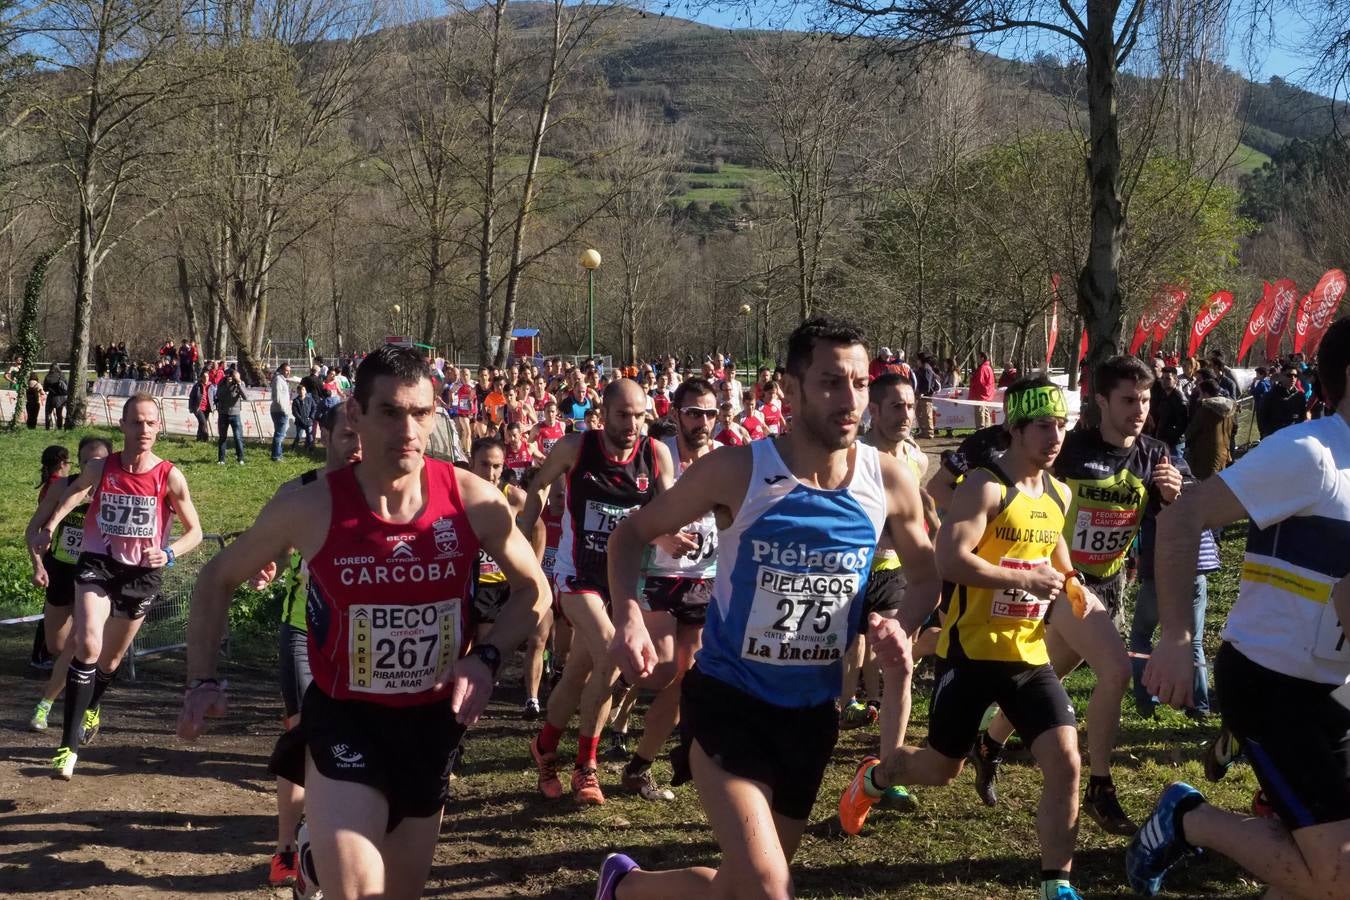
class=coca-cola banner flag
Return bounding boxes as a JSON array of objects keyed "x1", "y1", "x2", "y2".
[
  {"x1": 1301, "y1": 269, "x2": 1348, "y2": 356},
  {"x1": 1238, "y1": 282, "x2": 1276, "y2": 363},
  {"x1": 1149, "y1": 287, "x2": 1189, "y2": 356},
  {"x1": 1046, "y1": 275, "x2": 1060, "y2": 369},
  {"x1": 1264, "y1": 278, "x2": 1300, "y2": 361},
  {"x1": 1186, "y1": 290, "x2": 1235, "y2": 359},
  {"x1": 1128, "y1": 288, "x2": 1170, "y2": 355},
  {"x1": 1292, "y1": 292, "x2": 1316, "y2": 355}
]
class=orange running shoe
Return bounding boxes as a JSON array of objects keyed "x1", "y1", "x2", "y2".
[
  {"x1": 530, "y1": 735, "x2": 564, "y2": 800},
  {"x1": 572, "y1": 765, "x2": 606, "y2": 805},
  {"x1": 839, "y1": 755, "x2": 881, "y2": 835},
  {"x1": 268, "y1": 850, "x2": 297, "y2": 886}
]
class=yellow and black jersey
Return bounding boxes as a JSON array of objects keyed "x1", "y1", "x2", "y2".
[
  {"x1": 1054, "y1": 428, "x2": 1177, "y2": 579},
  {"x1": 938, "y1": 466, "x2": 1070, "y2": 665},
  {"x1": 872, "y1": 440, "x2": 926, "y2": 574}
]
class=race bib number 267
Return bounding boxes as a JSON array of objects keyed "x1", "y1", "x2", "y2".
[{"x1": 348, "y1": 599, "x2": 460, "y2": 695}]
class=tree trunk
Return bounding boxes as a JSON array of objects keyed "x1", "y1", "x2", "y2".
[
  {"x1": 176, "y1": 253, "x2": 200, "y2": 348},
  {"x1": 1077, "y1": 0, "x2": 1127, "y2": 421},
  {"x1": 8, "y1": 251, "x2": 55, "y2": 429},
  {"x1": 422, "y1": 237, "x2": 442, "y2": 348},
  {"x1": 493, "y1": 0, "x2": 561, "y2": 368},
  {"x1": 66, "y1": 206, "x2": 97, "y2": 427},
  {"x1": 477, "y1": 0, "x2": 505, "y2": 364}
]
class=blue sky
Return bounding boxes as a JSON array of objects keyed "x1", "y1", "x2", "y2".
[{"x1": 662, "y1": 2, "x2": 1317, "y2": 88}]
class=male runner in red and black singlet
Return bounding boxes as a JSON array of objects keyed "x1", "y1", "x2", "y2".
[
  {"x1": 520, "y1": 378, "x2": 678, "y2": 804},
  {"x1": 179, "y1": 345, "x2": 551, "y2": 900},
  {"x1": 33, "y1": 395, "x2": 203, "y2": 780}
]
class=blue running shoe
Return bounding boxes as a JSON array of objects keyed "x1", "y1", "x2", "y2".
[
  {"x1": 1051, "y1": 885, "x2": 1084, "y2": 900},
  {"x1": 595, "y1": 853, "x2": 639, "y2": 900},
  {"x1": 1126, "y1": 782, "x2": 1205, "y2": 896}
]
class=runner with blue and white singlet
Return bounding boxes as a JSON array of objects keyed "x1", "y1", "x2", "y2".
[{"x1": 596, "y1": 317, "x2": 941, "y2": 900}]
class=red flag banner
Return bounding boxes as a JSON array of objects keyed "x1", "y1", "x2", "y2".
[
  {"x1": 1301, "y1": 269, "x2": 1348, "y2": 355},
  {"x1": 1292, "y1": 292, "x2": 1316, "y2": 355},
  {"x1": 1129, "y1": 288, "x2": 1170, "y2": 355},
  {"x1": 1149, "y1": 287, "x2": 1189, "y2": 356},
  {"x1": 1238, "y1": 282, "x2": 1275, "y2": 363},
  {"x1": 1186, "y1": 290, "x2": 1235, "y2": 359},
  {"x1": 1046, "y1": 275, "x2": 1060, "y2": 369},
  {"x1": 1264, "y1": 278, "x2": 1300, "y2": 361},
  {"x1": 1077, "y1": 327, "x2": 1088, "y2": 365}
]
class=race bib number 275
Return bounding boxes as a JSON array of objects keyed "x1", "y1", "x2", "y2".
[{"x1": 742, "y1": 567, "x2": 855, "y2": 665}]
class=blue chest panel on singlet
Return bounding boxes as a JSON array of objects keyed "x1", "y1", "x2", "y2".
[{"x1": 698, "y1": 439, "x2": 886, "y2": 707}]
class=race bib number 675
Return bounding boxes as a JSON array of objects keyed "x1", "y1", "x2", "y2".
[{"x1": 348, "y1": 599, "x2": 460, "y2": 695}]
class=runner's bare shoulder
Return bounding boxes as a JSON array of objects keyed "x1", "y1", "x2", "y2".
[{"x1": 262, "y1": 470, "x2": 334, "y2": 559}]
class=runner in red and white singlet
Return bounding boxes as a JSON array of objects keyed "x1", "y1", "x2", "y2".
[
  {"x1": 503, "y1": 422, "x2": 533, "y2": 482},
  {"x1": 33, "y1": 394, "x2": 203, "y2": 780},
  {"x1": 531, "y1": 399, "x2": 566, "y2": 463},
  {"x1": 181, "y1": 346, "x2": 550, "y2": 899}
]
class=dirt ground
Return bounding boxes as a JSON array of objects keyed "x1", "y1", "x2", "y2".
[{"x1": 0, "y1": 630, "x2": 593, "y2": 900}]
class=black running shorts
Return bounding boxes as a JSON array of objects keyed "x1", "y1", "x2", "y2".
[
  {"x1": 639, "y1": 576, "x2": 711, "y2": 627},
  {"x1": 74, "y1": 552, "x2": 161, "y2": 619},
  {"x1": 471, "y1": 581, "x2": 510, "y2": 626},
  {"x1": 270, "y1": 685, "x2": 466, "y2": 832},
  {"x1": 1086, "y1": 570, "x2": 1127, "y2": 632},
  {"x1": 672, "y1": 666, "x2": 838, "y2": 821},
  {"x1": 278, "y1": 624, "x2": 313, "y2": 722},
  {"x1": 926, "y1": 658, "x2": 1077, "y2": 760},
  {"x1": 43, "y1": 555, "x2": 77, "y2": 608},
  {"x1": 1215, "y1": 642, "x2": 1350, "y2": 830},
  {"x1": 863, "y1": 567, "x2": 906, "y2": 617},
  {"x1": 556, "y1": 573, "x2": 611, "y2": 605}
]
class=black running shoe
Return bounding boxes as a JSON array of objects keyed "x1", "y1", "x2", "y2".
[
  {"x1": 969, "y1": 744, "x2": 1001, "y2": 807},
  {"x1": 1085, "y1": 781, "x2": 1139, "y2": 836}
]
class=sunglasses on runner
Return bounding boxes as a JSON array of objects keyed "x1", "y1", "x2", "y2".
[{"x1": 680, "y1": 406, "x2": 719, "y2": 418}]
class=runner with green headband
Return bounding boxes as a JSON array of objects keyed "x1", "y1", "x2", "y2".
[
  {"x1": 841, "y1": 374, "x2": 1095, "y2": 900},
  {"x1": 970, "y1": 356, "x2": 1184, "y2": 838}
]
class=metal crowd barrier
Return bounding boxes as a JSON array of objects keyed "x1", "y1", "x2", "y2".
[{"x1": 124, "y1": 533, "x2": 228, "y2": 680}]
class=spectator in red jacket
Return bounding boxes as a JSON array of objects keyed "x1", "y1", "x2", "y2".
[
  {"x1": 968, "y1": 351, "x2": 996, "y2": 427},
  {"x1": 996, "y1": 360, "x2": 1019, "y2": 388}
]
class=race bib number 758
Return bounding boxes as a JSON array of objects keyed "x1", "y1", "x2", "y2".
[{"x1": 348, "y1": 600, "x2": 460, "y2": 695}]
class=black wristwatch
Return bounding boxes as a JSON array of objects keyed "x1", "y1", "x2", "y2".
[{"x1": 471, "y1": 644, "x2": 502, "y2": 677}]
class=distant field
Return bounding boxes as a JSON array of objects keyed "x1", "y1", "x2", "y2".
[
  {"x1": 1231, "y1": 143, "x2": 1270, "y2": 177},
  {"x1": 674, "y1": 162, "x2": 776, "y2": 206}
]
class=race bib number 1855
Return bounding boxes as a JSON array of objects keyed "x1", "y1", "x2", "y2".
[{"x1": 348, "y1": 599, "x2": 460, "y2": 694}]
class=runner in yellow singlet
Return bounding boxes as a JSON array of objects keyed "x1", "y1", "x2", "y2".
[{"x1": 841, "y1": 376, "x2": 1099, "y2": 900}]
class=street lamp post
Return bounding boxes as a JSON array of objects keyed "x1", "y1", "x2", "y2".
[
  {"x1": 579, "y1": 248, "x2": 602, "y2": 359},
  {"x1": 739, "y1": 303, "x2": 751, "y2": 385}
]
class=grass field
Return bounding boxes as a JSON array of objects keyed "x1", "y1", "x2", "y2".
[
  {"x1": 0, "y1": 422, "x2": 1267, "y2": 898},
  {"x1": 1232, "y1": 143, "x2": 1271, "y2": 177},
  {"x1": 675, "y1": 163, "x2": 776, "y2": 206}
]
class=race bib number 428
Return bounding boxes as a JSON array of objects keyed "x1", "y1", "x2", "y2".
[
  {"x1": 991, "y1": 556, "x2": 1050, "y2": 620},
  {"x1": 741, "y1": 566, "x2": 855, "y2": 665},
  {"x1": 348, "y1": 599, "x2": 460, "y2": 695}
]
